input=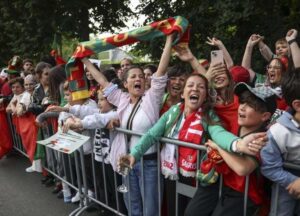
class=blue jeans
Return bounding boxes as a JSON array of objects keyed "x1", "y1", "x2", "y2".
[
  {"x1": 124, "y1": 159, "x2": 162, "y2": 216},
  {"x1": 270, "y1": 184, "x2": 300, "y2": 216}
]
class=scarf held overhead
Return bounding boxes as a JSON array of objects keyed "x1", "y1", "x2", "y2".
[{"x1": 66, "y1": 16, "x2": 189, "y2": 100}]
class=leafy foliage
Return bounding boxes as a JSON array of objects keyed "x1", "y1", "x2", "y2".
[
  {"x1": 0, "y1": 0, "x2": 132, "y2": 66},
  {"x1": 134, "y1": 0, "x2": 300, "y2": 72}
]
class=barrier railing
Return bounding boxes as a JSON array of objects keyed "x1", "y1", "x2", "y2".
[{"x1": 7, "y1": 113, "x2": 300, "y2": 216}]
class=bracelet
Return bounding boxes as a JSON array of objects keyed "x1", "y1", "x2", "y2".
[
  {"x1": 288, "y1": 39, "x2": 297, "y2": 45},
  {"x1": 231, "y1": 140, "x2": 243, "y2": 155}
]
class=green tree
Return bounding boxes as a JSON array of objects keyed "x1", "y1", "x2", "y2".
[
  {"x1": 134, "y1": 0, "x2": 300, "y2": 72},
  {"x1": 0, "y1": 0, "x2": 132, "y2": 66}
]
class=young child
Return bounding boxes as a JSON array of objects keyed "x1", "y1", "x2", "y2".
[
  {"x1": 63, "y1": 89, "x2": 126, "y2": 214},
  {"x1": 258, "y1": 36, "x2": 289, "y2": 62},
  {"x1": 46, "y1": 81, "x2": 98, "y2": 203},
  {"x1": 260, "y1": 69, "x2": 300, "y2": 216}
]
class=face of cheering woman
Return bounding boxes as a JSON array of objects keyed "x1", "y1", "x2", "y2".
[
  {"x1": 123, "y1": 67, "x2": 146, "y2": 104},
  {"x1": 182, "y1": 74, "x2": 208, "y2": 116}
]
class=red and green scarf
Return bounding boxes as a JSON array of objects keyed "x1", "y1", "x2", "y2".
[{"x1": 66, "y1": 16, "x2": 189, "y2": 100}]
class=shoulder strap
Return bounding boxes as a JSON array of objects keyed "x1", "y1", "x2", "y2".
[{"x1": 126, "y1": 97, "x2": 142, "y2": 142}]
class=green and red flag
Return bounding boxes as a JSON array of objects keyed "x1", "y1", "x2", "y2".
[
  {"x1": 66, "y1": 16, "x2": 190, "y2": 100},
  {"x1": 51, "y1": 34, "x2": 66, "y2": 66}
]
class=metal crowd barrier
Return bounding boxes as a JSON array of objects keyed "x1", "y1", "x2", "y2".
[{"x1": 7, "y1": 113, "x2": 300, "y2": 216}]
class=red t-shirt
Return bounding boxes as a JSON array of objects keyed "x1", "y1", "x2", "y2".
[{"x1": 214, "y1": 95, "x2": 239, "y2": 136}]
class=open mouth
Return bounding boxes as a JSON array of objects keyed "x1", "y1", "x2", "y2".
[
  {"x1": 172, "y1": 85, "x2": 181, "y2": 92},
  {"x1": 189, "y1": 94, "x2": 199, "y2": 103},
  {"x1": 134, "y1": 84, "x2": 141, "y2": 89},
  {"x1": 238, "y1": 113, "x2": 246, "y2": 119},
  {"x1": 269, "y1": 73, "x2": 275, "y2": 80}
]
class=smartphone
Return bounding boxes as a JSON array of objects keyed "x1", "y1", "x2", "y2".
[{"x1": 210, "y1": 50, "x2": 224, "y2": 65}]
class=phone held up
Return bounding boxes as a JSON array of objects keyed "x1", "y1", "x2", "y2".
[{"x1": 210, "y1": 50, "x2": 224, "y2": 65}]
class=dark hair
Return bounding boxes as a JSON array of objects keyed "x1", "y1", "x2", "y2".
[
  {"x1": 167, "y1": 64, "x2": 190, "y2": 78},
  {"x1": 35, "y1": 62, "x2": 52, "y2": 78},
  {"x1": 281, "y1": 68, "x2": 300, "y2": 107},
  {"x1": 8, "y1": 77, "x2": 24, "y2": 88},
  {"x1": 40, "y1": 55, "x2": 56, "y2": 67},
  {"x1": 239, "y1": 91, "x2": 269, "y2": 113},
  {"x1": 121, "y1": 65, "x2": 144, "y2": 82},
  {"x1": 184, "y1": 73, "x2": 219, "y2": 126},
  {"x1": 48, "y1": 65, "x2": 66, "y2": 104},
  {"x1": 85, "y1": 63, "x2": 100, "y2": 88},
  {"x1": 143, "y1": 64, "x2": 157, "y2": 74},
  {"x1": 102, "y1": 69, "x2": 117, "y2": 82},
  {"x1": 23, "y1": 58, "x2": 33, "y2": 65}
]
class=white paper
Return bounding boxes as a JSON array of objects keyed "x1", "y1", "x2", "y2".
[{"x1": 37, "y1": 130, "x2": 90, "y2": 154}]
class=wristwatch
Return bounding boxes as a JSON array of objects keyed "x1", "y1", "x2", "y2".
[{"x1": 288, "y1": 39, "x2": 297, "y2": 45}]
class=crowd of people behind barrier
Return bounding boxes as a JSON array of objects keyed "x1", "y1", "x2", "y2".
[{"x1": 1, "y1": 28, "x2": 300, "y2": 216}]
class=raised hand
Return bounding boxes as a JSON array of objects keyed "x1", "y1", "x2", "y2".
[
  {"x1": 247, "y1": 34, "x2": 263, "y2": 47},
  {"x1": 206, "y1": 37, "x2": 223, "y2": 47},
  {"x1": 205, "y1": 63, "x2": 227, "y2": 82},
  {"x1": 173, "y1": 45, "x2": 195, "y2": 62},
  {"x1": 286, "y1": 29, "x2": 298, "y2": 42}
]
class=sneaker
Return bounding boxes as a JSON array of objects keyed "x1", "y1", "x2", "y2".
[
  {"x1": 64, "y1": 196, "x2": 72, "y2": 203},
  {"x1": 25, "y1": 166, "x2": 34, "y2": 173},
  {"x1": 71, "y1": 191, "x2": 80, "y2": 203}
]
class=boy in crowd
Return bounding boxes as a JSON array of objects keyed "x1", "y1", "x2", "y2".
[
  {"x1": 186, "y1": 83, "x2": 277, "y2": 216},
  {"x1": 261, "y1": 69, "x2": 300, "y2": 216}
]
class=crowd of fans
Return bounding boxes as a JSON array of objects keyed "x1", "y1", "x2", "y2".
[{"x1": 0, "y1": 28, "x2": 300, "y2": 216}]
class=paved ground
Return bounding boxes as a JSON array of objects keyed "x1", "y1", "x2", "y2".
[{"x1": 0, "y1": 151, "x2": 100, "y2": 216}]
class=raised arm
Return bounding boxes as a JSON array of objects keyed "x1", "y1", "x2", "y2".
[
  {"x1": 242, "y1": 34, "x2": 261, "y2": 82},
  {"x1": 155, "y1": 35, "x2": 173, "y2": 77},
  {"x1": 81, "y1": 58, "x2": 109, "y2": 88},
  {"x1": 258, "y1": 36, "x2": 273, "y2": 62},
  {"x1": 286, "y1": 29, "x2": 300, "y2": 68},
  {"x1": 206, "y1": 37, "x2": 234, "y2": 70},
  {"x1": 173, "y1": 45, "x2": 207, "y2": 74}
]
